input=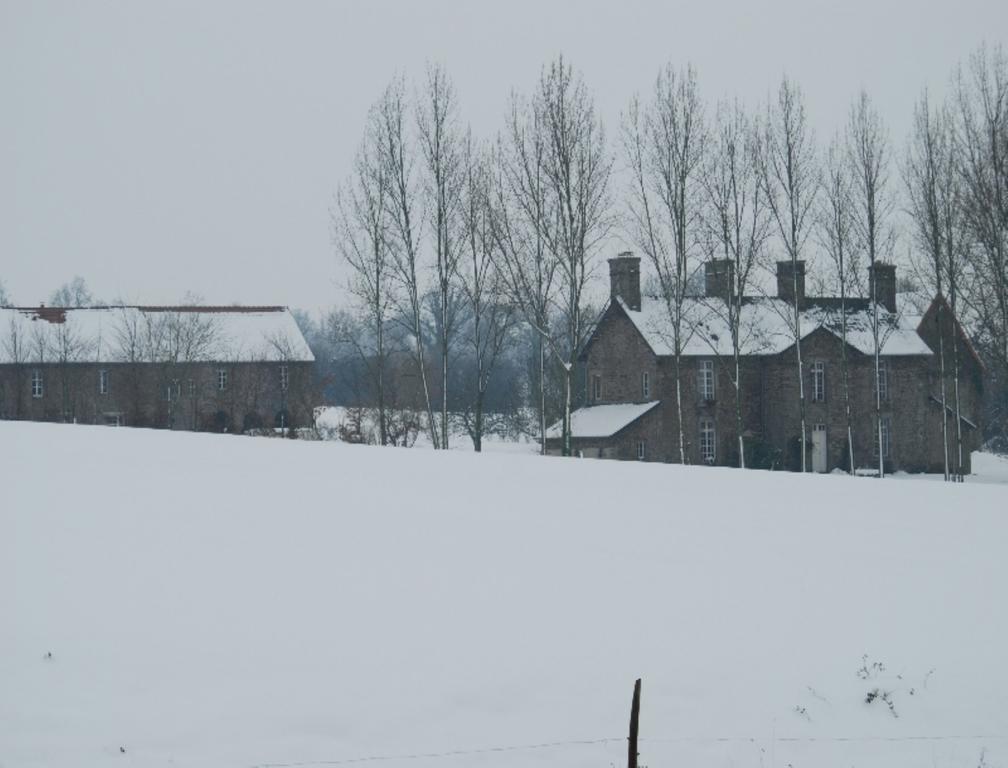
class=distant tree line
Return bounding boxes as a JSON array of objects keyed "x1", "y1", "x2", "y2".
[{"x1": 323, "y1": 43, "x2": 1007, "y2": 466}]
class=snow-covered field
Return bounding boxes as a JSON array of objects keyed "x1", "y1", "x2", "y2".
[{"x1": 2, "y1": 422, "x2": 1007, "y2": 768}]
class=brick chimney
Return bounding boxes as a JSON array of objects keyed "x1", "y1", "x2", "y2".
[
  {"x1": 704, "y1": 259, "x2": 735, "y2": 303},
  {"x1": 609, "y1": 252, "x2": 641, "y2": 311},
  {"x1": 776, "y1": 260, "x2": 806, "y2": 307},
  {"x1": 869, "y1": 262, "x2": 897, "y2": 313}
]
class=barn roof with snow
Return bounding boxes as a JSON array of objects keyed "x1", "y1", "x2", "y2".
[{"x1": 0, "y1": 305, "x2": 314, "y2": 364}]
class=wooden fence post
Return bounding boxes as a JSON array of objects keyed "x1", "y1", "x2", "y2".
[{"x1": 628, "y1": 677, "x2": 641, "y2": 768}]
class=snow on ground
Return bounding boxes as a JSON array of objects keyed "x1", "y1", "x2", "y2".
[
  {"x1": 971, "y1": 451, "x2": 1008, "y2": 483},
  {"x1": 892, "y1": 451, "x2": 1008, "y2": 485},
  {"x1": 2, "y1": 422, "x2": 1007, "y2": 768}
]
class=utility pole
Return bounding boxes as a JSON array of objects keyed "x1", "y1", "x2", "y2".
[{"x1": 628, "y1": 678, "x2": 641, "y2": 768}]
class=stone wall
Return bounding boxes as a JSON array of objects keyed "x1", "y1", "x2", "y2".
[{"x1": 0, "y1": 360, "x2": 316, "y2": 432}]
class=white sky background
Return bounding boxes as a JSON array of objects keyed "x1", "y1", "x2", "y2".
[{"x1": 2, "y1": 0, "x2": 1006, "y2": 315}]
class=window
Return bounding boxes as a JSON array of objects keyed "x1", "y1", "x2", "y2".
[
  {"x1": 875, "y1": 360, "x2": 888, "y2": 402},
  {"x1": 31, "y1": 369, "x2": 43, "y2": 399},
  {"x1": 165, "y1": 380, "x2": 180, "y2": 401},
  {"x1": 636, "y1": 440, "x2": 646, "y2": 460},
  {"x1": 592, "y1": 374, "x2": 601, "y2": 402},
  {"x1": 280, "y1": 364, "x2": 289, "y2": 391},
  {"x1": 812, "y1": 361, "x2": 826, "y2": 402},
  {"x1": 217, "y1": 369, "x2": 228, "y2": 391},
  {"x1": 878, "y1": 415, "x2": 892, "y2": 459},
  {"x1": 188, "y1": 379, "x2": 196, "y2": 397},
  {"x1": 99, "y1": 369, "x2": 109, "y2": 395},
  {"x1": 699, "y1": 360, "x2": 715, "y2": 401},
  {"x1": 700, "y1": 418, "x2": 716, "y2": 464},
  {"x1": 641, "y1": 371, "x2": 650, "y2": 399}
]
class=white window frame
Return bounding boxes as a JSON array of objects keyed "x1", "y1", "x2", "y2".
[
  {"x1": 99, "y1": 368, "x2": 109, "y2": 395},
  {"x1": 217, "y1": 368, "x2": 228, "y2": 391},
  {"x1": 280, "y1": 364, "x2": 289, "y2": 391},
  {"x1": 700, "y1": 418, "x2": 716, "y2": 464},
  {"x1": 636, "y1": 440, "x2": 646, "y2": 460},
  {"x1": 812, "y1": 361, "x2": 826, "y2": 402},
  {"x1": 699, "y1": 360, "x2": 715, "y2": 401},
  {"x1": 641, "y1": 371, "x2": 650, "y2": 399},
  {"x1": 188, "y1": 379, "x2": 196, "y2": 397},
  {"x1": 879, "y1": 415, "x2": 892, "y2": 459},
  {"x1": 592, "y1": 374, "x2": 601, "y2": 402},
  {"x1": 876, "y1": 360, "x2": 888, "y2": 402},
  {"x1": 31, "y1": 369, "x2": 43, "y2": 399}
]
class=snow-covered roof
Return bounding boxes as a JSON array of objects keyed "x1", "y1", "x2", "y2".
[
  {"x1": 0, "y1": 306, "x2": 314, "y2": 364},
  {"x1": 547, "y1": 400, "x2": 660, "y2": 440},
  {"x1": 616, "y1": 296, "x2": 933, "y2": 358}
]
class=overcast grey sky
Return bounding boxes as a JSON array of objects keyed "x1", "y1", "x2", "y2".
[{"x1": 2, "y1": 0, "x2": 1005, "y2": 313}]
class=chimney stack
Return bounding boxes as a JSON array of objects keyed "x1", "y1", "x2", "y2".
[
  {"x1": 609, "y1": 252, "x2": 641, "y2": 311},
  {"x1": 704, "y1": 259, "x2": 735, "y2": 303},
  {"x1": 869, "y1": 262, "x2": 897, "y2": 313},
  {"x1": 776, "y1": 260, "x2": 806, "y2": 307}
]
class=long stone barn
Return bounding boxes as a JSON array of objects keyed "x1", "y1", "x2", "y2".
[
  {"x1": 546, "y1": 254, "x2": 985, "y2": 474},
  {"x1": 0, "y1": 304, "x2": 315, "y2": 432}
]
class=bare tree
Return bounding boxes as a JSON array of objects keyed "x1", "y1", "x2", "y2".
[
  {"x1": 819, "y1": 135, "x2": 860, "y2": 474},
  {"x1": 2, "y1": 313, "x2": 30, "y2": 418},
  {"x1": 905, "y1": 91, "x2": 958, "y2": 480},
  {"x1": 953, "y1": 44, "x2": 1007, "y2": 440},
  {"x1": 700, "y1": 97, "x2": 770, "y2": 467},
  {"x1": 490, "y1": 91, "x2": 559, "y2": 454},
  {"x1": 759, "y1": 76, "x2": 818, "y2": 472},
  {"x1": 459, "y1": 132, "x2": 514, "y2": 451},
  {"x1": 493, "y1": 56, "x2": 612, "y2": 456},
  {"x1": 112, "y1": 307, "x2": 150, "y2": 426},
  {"x1": 150, "y1": 304, "x2": 219, "y2": 429},
  {"x1": 376, "y1": 76, "x2": 440, "y2": 448},
  {"x1": 417, "y1": 63, "x2": 466, "y2": 450},
  {"x1": 536, "y1": 56, "x2": 613, "y2": 457},
  {"x1": 334, "y1": 105, "x2": 394, "y2": 445},
  {"x1": 0, "y1": 280, "x2": 10, "y2": 307},
  {"x1": 942, "y1": 134, "x2": 972, "y2": 482},
  {"x1": 263, "y1": 331, "x2": 308, "y2": 436},
  {"x1": 623, "y1": 63, "x2": 706, "y2": 463},
  {"x1": 846, "y1": 89, "x2": 896, "y2": 477},
  {"x1": 51, "y1": 316, "x2": 92, "y2": 422},
  {"x1": 49, "y1": 276, "x2": 97, "y2": 308}
]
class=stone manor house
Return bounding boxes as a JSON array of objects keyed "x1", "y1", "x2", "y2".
[
  {"x1": 0, "y1": 304, "x2": 315, "y2": 432},
  {"x1": 547, "y1": 254, "x2": 984, "y2": 473}
]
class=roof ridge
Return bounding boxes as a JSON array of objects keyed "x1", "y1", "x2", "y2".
[{"x1": 10, "y1": 305, "x2": 288, "y2": 313}]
